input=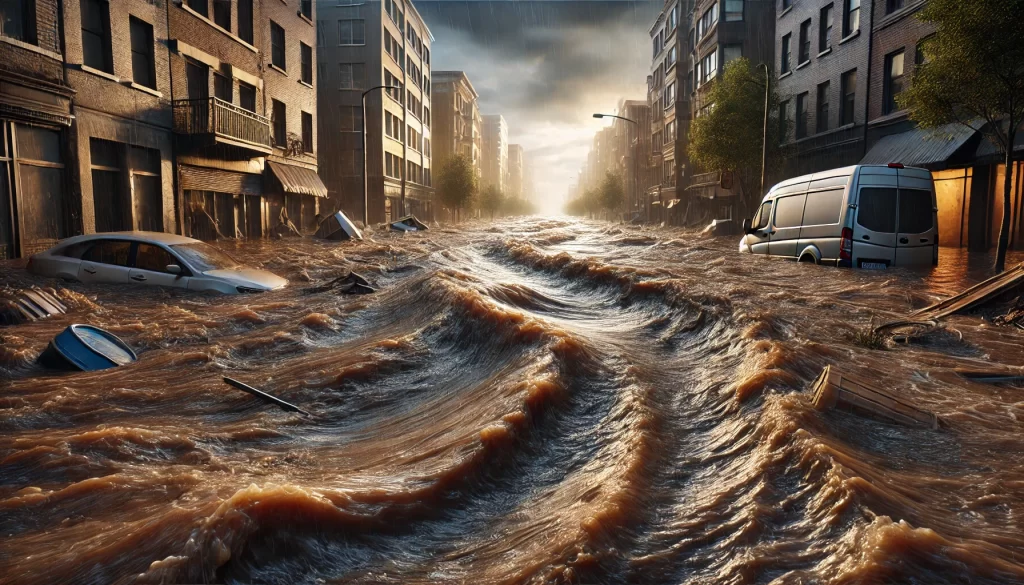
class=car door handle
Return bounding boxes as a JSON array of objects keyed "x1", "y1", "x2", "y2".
[
  {"x1": 920, "y1": 238, "x2": 929, "y2": 243},
  {"x1": 83, "y1": 267, "x2": 96, "y2": 274},
  {"x1": 899, "y1": 237, "x2": 909, "y2": 244},
  {"x1": 131, "y1": 275, "x2": 147, "y2": 282},
  {"x1": 862, "y1": 235, "x2": 870, "y2": 241}
]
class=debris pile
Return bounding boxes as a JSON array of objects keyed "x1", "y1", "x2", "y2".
[
  {"x1": 315, "y1": 210, "x2": 363, "y2": 241},
  {"x1": 390, "y1": 215, "x2": 429, "y2": 232},
  {"x1": 812, "y1": 365, "x2": 939, "y2": 429},
  {"x1": 304, "y1": 271, "x2": 375, "y2": 295},
  {"x1": 1, "y1": 287, "x2": 68, "y2": 326},
  {"x1": 913, "y1": 262, "x2": 1024, "y2": 320}
]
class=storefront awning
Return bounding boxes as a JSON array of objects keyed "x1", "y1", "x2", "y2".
[
  {"x1": 267, "y1": 161, "x2": 328, "y2": 198},
  {"x1": 860, "y1": 122, "x2": 977, "y2": 169}
]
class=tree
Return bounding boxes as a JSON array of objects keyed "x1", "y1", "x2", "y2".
[
  {"x1": 688, "y1": 57, "x2": 780, "y2": 217},
  {"x1": 897, "y1": 0, "x2": 1024, "y2": 272},
  {"x1": 480, "y1": 185, "x2": 504, "y2": 220},
  {"x1": 436, "y1": 154, "x2": 477, "y2": 222},
  {"x1": 598, "y1": 171, "x2": 625, "y2": 219}
]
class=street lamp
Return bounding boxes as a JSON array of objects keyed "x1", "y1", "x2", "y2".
[
  {"x1": 758, "y1": 63, "x2": 770, "y2": 200},
  {"x1": 362, "y1": 85, "x2": 402, "y2": 227},
  {"x1": 593, "y1": 113, "x2": 639, "y2": 222}
]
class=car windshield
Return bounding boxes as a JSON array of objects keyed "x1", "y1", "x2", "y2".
[{"x1": 170, "y1": 242, "x2": 241, "y2": 272}]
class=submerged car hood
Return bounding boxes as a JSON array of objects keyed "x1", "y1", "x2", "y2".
[{"x1": 203, "y1": 268, "x2": 288, "y2": 290}]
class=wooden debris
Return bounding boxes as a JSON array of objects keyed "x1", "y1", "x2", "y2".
[
  {"x1": 811, "y1": 365, "x2": 939, "y2": 429},
  {"x1": 955, "y1": 368, "x2": 1024, "y2": 384},
  {"x1": 912, "y1": 263, "x2": 1024, "y2": 320},
  {"x1": 1, "y1": 287, "x2": 69, "y2": 326}
]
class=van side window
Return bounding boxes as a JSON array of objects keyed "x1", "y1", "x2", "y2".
[
  {"x1": 857, "y1": 188, "x2": 897, "y2": 233},
  {"x1": 774, "y1": 194, "x2": 807, "y2": 228},
  {"x1": 802, "y1": 189, "x2": 844, "y2": 225},
  {"x1": 898, "y1": 189, "x2": 933, "y2": 234},
  {"x1": 754, "y1": 201, "x2": 772, "y2": 230}
]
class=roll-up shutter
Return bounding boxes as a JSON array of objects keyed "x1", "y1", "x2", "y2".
[{"x1": 179, "y1": 165, "x2": 262, "y2": 195}]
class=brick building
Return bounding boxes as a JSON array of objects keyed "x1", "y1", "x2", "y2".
[
  {"x1": 0, "y1": 0, "x2": 74, "y2": 258},
  {"x1": 431, "y1": 70, "x2": 481, "y2": 182},
  {"x1": 317, "y1": 0, "x2": 434, "y2": 225},
  {"x1": 646, "y1": 0, "x2": 687, "y2": 222},
  {"x1": 169, "y1": 0, "x2": 323, "y2": 240},
  {"x1": 775, "y1": 0, "x2": 873, "y2": 179}
]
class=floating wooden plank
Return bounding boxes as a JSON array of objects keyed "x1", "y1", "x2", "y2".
[
  {"x1": 0, "y1": 287, "x2": 70, "y2": 326},
  {"x1": 912, "y1": 263, "x2": 1024, "y2": 320},
  {"x1": 812, "y1": 365, "x2": 939, "y2": 429},
  {"x1": 956, "y1": 368, "x2": 1024, "y2": 384}
]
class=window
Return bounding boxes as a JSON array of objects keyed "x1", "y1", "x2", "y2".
[
  {"x1": 339, "y1": 106, "x2": 362, "y2": 132},
  {"x1": 135, "y1": 244, "x2": 177, "y2": 273},
  {"x1": 802, "y1": 189, "x2": 844, "y2": 225},
  {"x1": 840, "y1": 69, "x2": 856, "y2": 126},
  {"x1": 697, "y1": 2, "x2": 718, "y2": 40},
  {"x1": 778, "y1": 99, "x2": 789, "y2": 142},
  {"x1": 774, "y1": 194, "x2": 806, "y2": 228},
  {"x1": 898, "y1": 189, "x2": 933, "y2": 233},
  {"x1": 843, "y1": 0, "x2": 860, "y2": 37},
  {"x1": 781, "y1": 33, "x2": 791, "y2": 73},
  {"x1": 212, "y1": 0, "x2": 230, "y2": 30},
  {"x1": 301, "y1": 0, "x2": 311, "y2": 20},
  {"x1": 238, "y1": 0, "x2": 253, "y2": 43},
  {"x1": 667, "y1": 46, "x2": 677, "y2": 68},
  {"x1": 782, "y1": 0, "x2": 792, "y2": 9},
  {"x1": 83, "y1": 240, "x2": 131, "y2": 265},
  {"x1": 652, "y1": 35, "x2": 660, "y2": 58},
  {"x1": 668, "y1": 3, "x2": 677, "y2": 30},
  {"x1": 301, "y1": 43, "x2": 312, "y2": 84},
  {"x1": 723, "y1": 44, "x2": 742, "y2": 65},
  {"x1": 423, "y1": 106, "x2": 430, "y2": 127},
  {"x1": 272, "y1": 99, "x2": 286, "y2": 147},
  {"x1": 725, "y1": 0, "x2": 743, "y2": 21},
  {"x1": 81, "y1": 0, "x2": 113, "y2": 73},
  {"x1": 700, "y1": 49, "x2": 717, "y2": 84},
  {"x1": 385, "y1": 153, "x2": 403, "y2": 179},
  {"x1": 301, "y1": 112, "x2": 313, "y2": 153},
  {"x1": 816, "y1": 81, "x2": 830, "y2": 133},
  {"x1": 799, "y1": 19, "x2": 811, "y2": 63},
  {"x1": 214, "y1": 72, "x2": 232, "y2": 102},
  {"x1": 753, "y1": 201, "x2": 772, "y2": 230},
  {"x1": 884, "y1": 49, "x2": 905, "y2": 114},
  {"x1": 819, "y1": 4, "x2": 833, "y2": 52},
  {"x1": 90, "y1": 139, "x2": 127, "y2": 232},
  {"x1": 270, "y1": 21, "x2": 285, "y2": 70},
  {"x1": 187, "y1": 0, "x2": 207, "y2": 17},
  {"x1": 915, "y1": 35, "x2": 934, "y2": 66},
  {"x1": 129, "y1": 146, "x2": 162, "y2": 232},
  {"x1": 338, "y1": 19, "x2": 365, "y2": 45},
  {"x1": 664, "y1": 82, "x2": 676, "y2": 108},
  {"x1": 384, "y1": 70, "x2": 402, "y2": 102},
  {"x1": 857, "y1": 188, "x2": 897, "y2": 233},
  {"x1": 129, "y1": 17, "x2": 156, "y2": 89},
  {"x1": 796, "y1": 92, "x2": 808, "y2": 139},
  {"x1": 338, "y1": 63, "x2": 364, "y2": 90},
  {"x1": 239, "y1": 82, "x2": 256, "y2": 112},
  {"x1": 0, "y1": 0, "x2": 36, "y2": 43},
  {"x1": 886, "y1": 0, "x2": 903, "y2": 14}
]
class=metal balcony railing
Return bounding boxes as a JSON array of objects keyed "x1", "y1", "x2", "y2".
[{"x1": 172, "y1": 98, "x2": 272, "y2": 152}]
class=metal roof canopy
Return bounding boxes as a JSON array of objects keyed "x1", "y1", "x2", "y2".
[
  {"x1": 861, "y1": 122, "x2": 978, "y2": 169},
  {"x1": 267, "y1": 161, "x2": 328, "y2": 198}
]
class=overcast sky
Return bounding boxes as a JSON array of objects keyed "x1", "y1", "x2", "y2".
[{"x1": 416, "y1": 0, "x2": 661, "y2": 213}]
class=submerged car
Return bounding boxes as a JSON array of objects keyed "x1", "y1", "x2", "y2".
[{"x1": 27, "y1": 232, "x2": 287, "y2": 294}]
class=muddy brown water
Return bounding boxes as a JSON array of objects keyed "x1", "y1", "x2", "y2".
[{"x1": 1, "y1": 218, "x2": 1023, "y2": 585}]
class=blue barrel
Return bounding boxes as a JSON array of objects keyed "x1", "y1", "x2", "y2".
[{"x1": 39, "y1": 324, "x2": 137, "y2": 371}]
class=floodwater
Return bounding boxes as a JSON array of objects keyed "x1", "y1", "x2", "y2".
[{"x1": 2, "y1": 217, "x2": 1023, "y2": 585}]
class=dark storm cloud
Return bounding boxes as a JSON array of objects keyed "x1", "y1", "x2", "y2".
[{"x1": 416, "y1": 0, "x2": 660, "y2": 210}]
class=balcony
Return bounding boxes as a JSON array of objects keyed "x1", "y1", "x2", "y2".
[{"x1": 172, "y1": 98, "x2": 272, "y2": 156}]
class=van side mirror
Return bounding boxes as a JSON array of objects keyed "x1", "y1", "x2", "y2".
[
  {"x1": 166, "y1": 264, "x2": 182, "y2": 275},
  {"x1": 741, "y1": 219, "x2": 752, "y2": 234}
]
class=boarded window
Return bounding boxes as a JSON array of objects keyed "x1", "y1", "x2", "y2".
[
  {"x1": 857, "y1": 188, "x2": 897, "y2": 233},
  {"x1": 898, "y1": 189, "x2": 933, "y2": 234},
  {"x1": 17, "y1": 125, "x2": 67, "y2": 250},
  {"x1": 802, "y1": 189, "x2": 844, "y2": 226},
  {"x1": 773, "y1": 194, "x2": 806, "y2": 228}
]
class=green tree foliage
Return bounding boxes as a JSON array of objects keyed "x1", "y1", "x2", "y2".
[
  {"x1": 480, "y1": 185, "x2": 504, "y2": 220},
  {"x1": 501, "y1": 197, "x2": 537, "y2": 216},
  {"x1": 436, "y1": 154, "x2": 477, "y2": 222},
  {"x1": 897, "y1": 0, "x2": 1024, "y2": 272},
  {"x1": 599, "y1": 171, "x2": 625, "y2": 218},
  {"x1": 564, "y1": 196, "x2": 588, "y2": 216},
  {"x1": 688, "y1": 57, "x2": 780, "y2": 216}
]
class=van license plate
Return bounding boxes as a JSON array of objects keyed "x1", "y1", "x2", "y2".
[{"x1": 862, "y1": 262, "x2": 887, "y2": 270}]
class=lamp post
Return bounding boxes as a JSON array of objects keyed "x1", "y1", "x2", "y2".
[
  {"x1": 362, "y1": 85, "x2": 402, "y2": 227},
  {"x1": 593, "y1": 113, "x2": 639, "y2": 222},
  {"x1": 758, "y1": 63, "x2": 770, "y2": 200}
]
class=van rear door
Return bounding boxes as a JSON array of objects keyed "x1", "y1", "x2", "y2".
[
  {"x1": 852, "y1": 186, "x2": 898, "y2": 267},
  {"x1": 894, "y1": 171, "x2": 938, "y2": 266}
]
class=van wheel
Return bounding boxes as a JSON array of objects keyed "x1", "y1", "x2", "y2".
[{"x1": 799, "y1": 254, "x2": 819, "y2": 265}]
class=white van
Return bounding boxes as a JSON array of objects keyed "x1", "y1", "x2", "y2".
[{"x1": 739, "y1": 164, "x2": 938, "y2": 268}]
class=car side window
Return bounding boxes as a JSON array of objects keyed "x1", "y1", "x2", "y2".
[
  {"x1": 135, "y1": 244, "x2": 179, "y2": 274},
  {"x1": 754, "y1": 201, "x2": 772, "y2": 230},
  {"x1": 82, "y1": 241, "x2": 131, "y2": 266}
]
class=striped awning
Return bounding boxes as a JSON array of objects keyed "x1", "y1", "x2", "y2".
[{"x1": 267, "y1": 161, "x2": 328, "y2": 198}]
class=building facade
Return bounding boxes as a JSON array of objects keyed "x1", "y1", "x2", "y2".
[
  {"x1": 432, "y1": 70, "x2": 481, "y2": 181},
  {"x1": 481, "y1": 114, "x2": 507, "y2": 192},
  {"x1": 646, "y1": 0, "x2": 687, "y2": 222},
  {"x1": 317, "y1": 0, "x2": 434, "y2": 225},
  {"x1": 0, "y1": 0, "x2": 75, "y2": 258},
  {"x1": 507, "y1": 143, "x2": 523, "y2": 200}
]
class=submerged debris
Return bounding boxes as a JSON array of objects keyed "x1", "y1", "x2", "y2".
[
  {"x1": 315, "y1": 210, "x2": 363, "y2": 241},
  {"x1": 304, "y1": 271, "x2": 375, "y2": 295},
  {"x1": 223, "y1": 377, "x2": 311, "y2": 416},
  {"x1": 1, "y1": 287, "x2": 68, "y2": 326},
  {"x1": 37, "y1": 324, "x2": 137, "y2": 371},
  {"x1": 913, "y1": 263, "x2": 1024, "y2": 320},
  {"x1": 390, "y1": 215, "x2": 429, "y2": 232},
  {"x1": 812, "y1": 365, "x2": 939, "y2": 429}
]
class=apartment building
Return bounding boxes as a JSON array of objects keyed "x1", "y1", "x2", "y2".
[
  {"x1": 432, "y1": 70, "x2": 481, "y2": 181},
  {"x1": 481, "y1": 114, "x2": 507, "y2": 192},
  {"x1": 646, "y1": 0, "x2": 687, "y2": 222},
  {"x1": 0, "y1": 0, "x2": 74, "y2": 258},
  {"x1": 63, "y1": 0, "x2": 175, "y2": 237},
  {"x1": 317, "y1": 0, "x2": 434, "y2": 225},
  {"x1": 685, "y1": 0, "x2": 774, "y2": 216},
  {"x1": 775, "y1": 0, "x2": 873, "y2": 178},
  {"x1": 507, "y1": 143, "x2": 523, "y2": 199},
  {"x1": 170, "y1": 0, "x2": 323, "y2": 240}
]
